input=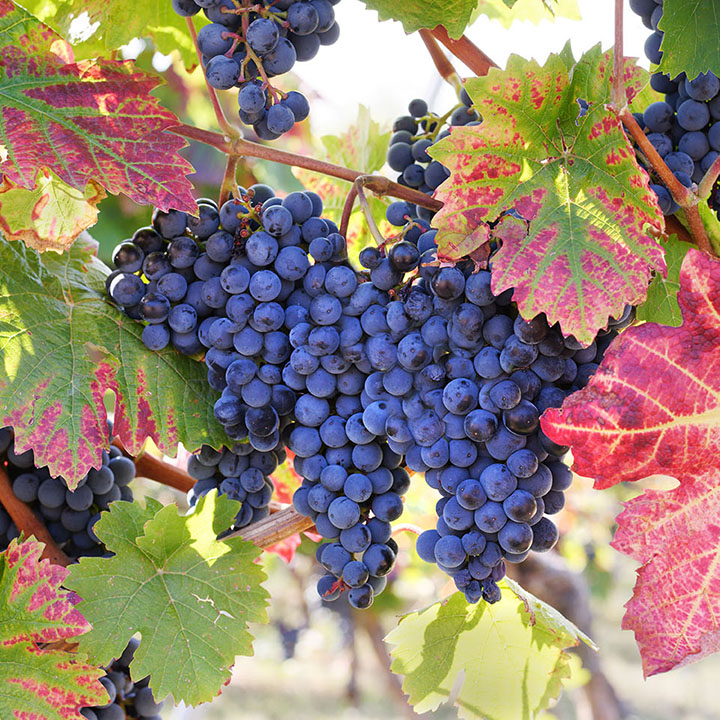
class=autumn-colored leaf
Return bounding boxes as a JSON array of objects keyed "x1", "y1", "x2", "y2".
[
  {"x1": 0, "y1": 238, "x2": 229, "y2": 488},
  {"x1": 611, "y1": 471, "x2": 720, "y2": 676},
  {"x1": 541, "y1": 248, "x2": 720, "y2": 489},
  {"x1": 542, "y1": 248, "x2": 720, "y2": 675},
  {"x1": 0, "y1": 171, "x2": 105, "y2": 252},
  {"x1": 430, "y1": 46, "x2": 665, "y2": 344},
  {"x1": 0, "y1": 0, "x2": 195, "y2": 213},
  {"x1": 66, "y1": 494, "x2": 269, "y2": 706},
  {"x1": 0, "y1": 538, "x2": 107, "y2": 720}
]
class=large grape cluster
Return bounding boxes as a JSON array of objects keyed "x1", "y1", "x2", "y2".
[
  {"x1": 629, "y1": 0, "x2": 720, "y2": 216},
  {"x1": 172, "y1": 0, "x2": 340, "y2": 139},
  {"x1": 0, "y1": 426, "x2": 135, "y2": 560},
  {"x1": 80, "y1": 639, "x2": 164, "y2": 720}
]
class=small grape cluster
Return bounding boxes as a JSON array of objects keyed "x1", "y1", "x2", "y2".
[
  {"x1": 629, "y1": 0, "x2": 720, "y2": 215},
  {"x1": 80, "y1": 639, "x2": 164, "y2": 720},
  {"x1": 187, "y1": 443, "x2": 280, "y2": 528},
  {"x1": 386, "y1": 92, "x2": 479, "y2": 221},
  {"x1": 0, "y1": 426, "x2": 135, "y2": 560},
  {"x1": 172, "y1": 0, "x2": 340, "y2": 139}
]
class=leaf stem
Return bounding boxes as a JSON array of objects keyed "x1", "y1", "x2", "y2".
[
  {"x1": 682, "y1": 205, "x2": 713, "y2": 255},
  {"x1": 340, "y1": 182, "x2": 359, "y2": 237},
  {"x1": 186, "y1": 17, "x2": 238, "y2": 138},
  {"x1": 169, "y1": 124, "x2": 444, "y2": 211},
  {"x1": 220, "y1": 154, "x2": 241, "y2": 206},
  {"x1": 0, "y1": 466, "x2": 70, "y2": 567},
  {"x1": 430, "y1": 26, "x2": 498, "y2": 77},
  {"x1": 697, "y1": 154, "x2": 720, "y2": 199},
  {"x1": 418, "y1": 29, "x2": 463, "y2": 94},
  {"x1": 612, "y1": 0, "x2": 626, "y2": 108}
]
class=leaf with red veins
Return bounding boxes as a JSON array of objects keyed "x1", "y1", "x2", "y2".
[
  {"x1": 0, "y1": 171, "x2": 105, "y2": 252},
  {"x1": 0, "y1": 0, "x2": 195, "y2": 213},
  {"x1": 0, "y1": 238, "x2": 229, "y2": 488},
  {"x1": 611, "y1": 471, "x2": 720, "y2": 676},
  {"x1": 0, "y1": 538, "x2": 107, "y2": 720},
  {"x1": 541, "y1": 248, "x2": 720, "y2": 489},
  {"x1": 430, "y1": 46, "x2": 665, "y2": 344}
]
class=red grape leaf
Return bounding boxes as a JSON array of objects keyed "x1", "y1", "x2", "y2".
[
  {"x1": 430, "y1": 46, "x2": 665, "y2": 344},
  {"x1": 611, "y1": 471, "x2": 720, "y2": 676},
  {"x1": 0, "y1": 171, "x2": 105, "y2": 252},
  {"x1": 541, "y1": 248, "x2": 720, "y2": 489},
  {"x1": 0, "y1": 237, "x2": 229, "y2": 488},
  {"x1": 0, "y1": 538, "x2": 107, "y2": 720},
  {"x1": 0, "y1": 0, "x2": 195, "y2": 213}
]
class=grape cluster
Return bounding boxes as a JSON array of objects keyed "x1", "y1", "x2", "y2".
[
  {"x1": 351, "y1": 210, "x2": 630, "y2": 602},
  {"x1": 187, "y1": 443, "x2": 281, "y2": 528},
  {"x1": 629, "y1": 0, "x2": 720, "y2": 215},
  {"x1": 172, "y1": 0, "x2": 340, "y2": 139},
  {"x1": 0, "y1": 426, "x2": 135, "y2": 560},
  {"x1": 80, "y1": 639, "x2": 164, "y2": 720},
  {"x1": 386, "y1": 93, "x2": 479, "y2": 221}
]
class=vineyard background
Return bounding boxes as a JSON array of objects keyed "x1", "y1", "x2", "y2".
[{"x1": 73, "y1": 2, "x2": 719, "y2": 718}]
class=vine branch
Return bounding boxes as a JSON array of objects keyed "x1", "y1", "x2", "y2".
[
  {"x1": 170, "y1": 124, "x2": 443, "y2": 212},
  {"x1": 0, "y1": 466, "x2": 70, "y2": 567},
  {"x1": 112, "y1": 439, "x2": 195, "y2": 493},
  {"x1": 419, "y1": 29, "x2": 463, "y2": 93},
  {"x1": 231, "y1": 506, "x2": 315, "y2": 548},
  {"x1": 698, "y1": 154, "x2": 720, "y2": 199},
  {"x1": 430, "y1": 26, "x2": 498, "y2": 77}
]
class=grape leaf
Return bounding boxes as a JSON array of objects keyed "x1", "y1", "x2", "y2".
[
  {"x1": 294, "y1": 105, "x2": 392, "y2": 262},
  {"x1": 636, "y1": 234, "x2": 688, "y2": 327},
  {"x1": 358, "y1": 0, "x2": 479, "y2": 38},
  {"x1": 17, "y1": 0, "x2": 205, "y2": 68},
  {"x1": 0, "y1": 538, "x2": 107, "y2": 720},
  {"x1": 541, "y1": 248, "x2": 720, "y2": 489},
  {"x1": 386, "y1": 580, "x2": 594, "y2": 720},
  {"x1": 0, "y1": 237, "x2": 228, "y2": 488},
  {"x1": 430, "y1": 46, "x2": 665, "y2": 345},
  {"x1": 66, "y1": 493, "x2": 269, "y2": 706},
  {"x1": 0, "y1": 1, "x2": 196, "y2": 213},
  {"x1": 471, "y1": 0, "x2": 580, "y2": 28},
  {"x1": 610, "y1": 470, "x2": 720, "y2": 676},
  {"x1": 0, "y1": 170, "x2": 105, "y2": 253},
  {"x1": 658, "y1": 0, "x2": 720, "y2": 82}
]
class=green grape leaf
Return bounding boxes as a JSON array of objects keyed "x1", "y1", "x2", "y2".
[
  {"x1": 0, "y1": 1, "x2": 196, "y2": 213},
  {"x1": 637, "y1": 234, "x2": 688, "y2": 327},
  {"x1": 0, "y1": 171, "x2": 105, "y2": 253},
  {"x1": 16, "y1": 0, "x2": 205, "y2": 68},
  {"x1": 66, "y1": 493, "x2": 269, "y2": 706},
  {"x1": 294, "y1": 105, "x2": 392, "y2": 263},
  {"x1": 0, "y1": 238, "x2": 228, "y2": 488},
  {"x1": 430, "y1": 46, "x2": 665, "y2": 344},
  {"x1": 658, "y1": 0, "x2": 720, "y2": 81},
  {"x1": 471, "y1": 0, "x2": 580, "y2": 28},
  {"x1": 359, "y1": 0, "x2": 479, "y2": 38},
  {"x1": 0, "y1": 538, "x2": 107, "y2": 720},
  {"x1": 386, "y1": 580, "x2": 594, "y2": 720}
]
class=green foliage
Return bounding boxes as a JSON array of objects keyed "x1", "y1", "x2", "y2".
[
  {"x1": 359, "y1": 0, "x2": 479, "y2": 38},
  {"x1": 637, "y1": 234, "x2": 688, "y2": 327},
  {"x1": 471, "y1": 0, "x2": 580, "y2": 28},
  {"x1": 66, "y1": 493, "x2": 269, "y2": 706},
  {"x1": 386, "y1": 581, "x2": 594, "y2": 720},
  {"x1": 17, "y1": 0, "x2": 205, "y2": 67},
  {"x1": 658, "y1": 0, "x2": 720, "y2": 81},
  {"x1": 0, "y1": 238, "x2": 229, "y2": 487}
]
